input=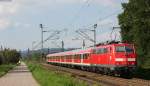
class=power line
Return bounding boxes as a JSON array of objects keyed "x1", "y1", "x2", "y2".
[
  {"x1": 82, "y1": 9, "x2": 122, "y2": 29},
  {"x1": 68, "y1": 0, "x2": 92, "y2": 27}
]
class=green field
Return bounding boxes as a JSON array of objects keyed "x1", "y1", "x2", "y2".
[
  {"x1": 0, "y1": 64, "x2": 16, "y2": 77},
  {"x1": 27, "y1": 62, "x2": 88, "y2": 86}
]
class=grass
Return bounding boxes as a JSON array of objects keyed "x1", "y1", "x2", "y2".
[
  {"x1": 26, "y1": 62, "x2": 88, "y2": 86},
  {"x1": 0, "y1": 64, "x2": 16, "y2": 77}
]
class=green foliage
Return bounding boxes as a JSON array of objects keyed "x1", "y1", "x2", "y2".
[
  {"x1": 0, "y1": 48, "x2": 20, "y2": 64},
  {"x1": 134, "y1": 67, "x2": 150, "y2": 80},
  {"x1": 118, "y1": 0, "x2": 150, "y2": 67},
  {"x1": 27, "y1": 62, "x2": 87, "y2": 86},
  {"x1": 0, "y1": 64, "x2": 16, "y2": 77}
]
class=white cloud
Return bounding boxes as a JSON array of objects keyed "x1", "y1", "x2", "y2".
[
  {"x1": 0, "y1": 0, "x2": 21, "y2": 30},
  {"x1": 0, "y1": 1, "x2": 20, "y2": 15},
  {"x1": 0, "y1": 19, "x2": 10, "y2": 30}
]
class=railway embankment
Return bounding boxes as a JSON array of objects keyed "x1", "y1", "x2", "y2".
[
  {"x1": 41, "y1": 63, "x2": 150, "y2": 86},
  {"x1": 26, "y1": 61, "x2": 89, "y2": 86}
]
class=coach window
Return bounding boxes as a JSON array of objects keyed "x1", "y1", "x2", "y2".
[
  {"x1": 68, "y1": 55, "x2": 70, "y2": 59},
  {"x1": 75, "y1": 54, "x2": 78, "y2": 59},
  {"x1": 83, "y1": 54, "x2": 85, "y2": 59},
  {"x1": 66, "y1": 55, "x2": 68, "y2": 59},
  {"x1": 70, "y1": 55, "x2": 72, "y2": 59},
  {"x1": 67, "y1": 55, "x2": 69, "y2": 59},
  {"x1": 55, "y1": 56, "x2": 57, "y2": 59},
  {"x1": 76, "y1": 54, "x2": 79, "y2": 59},
  {"x1": 74, "y1": 55, "x2": 76, "y2": 59},
  {"x1": 83, "y1": 54, "x2": 88, "y2": 59},
  {"x1": 69, "y1": 55, "x2": 71, "y2": 59},
  {"x1": 77, "y1": 54, "x2": 79, "y2": 59},
  {"x1": 77, "y1": 54, "x2": 80, "y2": 59}
]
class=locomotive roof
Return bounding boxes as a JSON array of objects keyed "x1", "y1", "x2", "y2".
[{"x1": 46, "y1": 43, "x2": 133, "y2": 57}]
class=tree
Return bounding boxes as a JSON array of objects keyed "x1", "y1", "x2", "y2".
[
  {"x1": 0, "y1": 48, "x2": 20, "y2": 64},
  {"x1": 118, "y1": 0, "x2": 150, "y2": 67}
]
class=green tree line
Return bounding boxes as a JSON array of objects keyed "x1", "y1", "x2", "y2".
[
  {"x1": 0, "y1": 48, "x2": 20, "y2": 65},
  {"x1": 118, "y1": 0, "x2": 150, "y2": 68}
]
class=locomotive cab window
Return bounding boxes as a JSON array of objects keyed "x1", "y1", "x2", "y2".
[
  {"x1": 125, "y1": 47, "x2": 134, "y2": 53},
  {"x1": 96, "y1": 48, "x2": 108, "y2": 54},
  {"x1": 115, "y1": 46, "x2": 134, "y2": 53}
]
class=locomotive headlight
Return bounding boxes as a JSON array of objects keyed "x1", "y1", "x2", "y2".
[
  {"x1": 127, "y1": 58, "x2": 136, "y2": 61},
  {"x1": 115, "y1": 58, "x2": 124, "y2": 61}
]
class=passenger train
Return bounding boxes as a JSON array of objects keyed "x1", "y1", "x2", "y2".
[{"x1": 46, "y1": 42, "x2": 137, "y2": 76}]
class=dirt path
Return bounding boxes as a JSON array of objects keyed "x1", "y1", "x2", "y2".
[{"x1": 0, "y1": 62, "x2": 39, "y2": 86}]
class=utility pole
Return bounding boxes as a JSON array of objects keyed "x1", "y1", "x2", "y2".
[
  {"x1": 40, "y1": 24, "x2": 45, "y2": 60},
  {"x1": 93, "y1": 24, "x2": 97, "y2": 48},
  {"x1": 47, "y1": 48, "x2": 50, "y2": 54},
  {"x1": 61, "y1": 40, "x2": 64, "y2": 52},
  {"x1": 72, "y1": 38, "x2": 85, "y2": 49},
  {"x1": 40, "y1": 24, "x2": 44, "y2": 53},
  {"x1": 77, "y1": 24, "x2": 97, "y2": 48},
  {"x1": 82, "y1": 40, "x2": 85, "y2": 49}
]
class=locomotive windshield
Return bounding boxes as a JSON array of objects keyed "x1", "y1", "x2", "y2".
[{"x1": 115, "y1": 46, "x2": 134, "y2": 53}]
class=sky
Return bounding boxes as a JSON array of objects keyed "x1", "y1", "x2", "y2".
[{"x1": 0, "y1": 0, "x2": 128, "y2": 50}]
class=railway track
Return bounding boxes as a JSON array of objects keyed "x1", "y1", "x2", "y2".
[{"x1": 41, "y1": 63, "x2": 150, "y2": 86}]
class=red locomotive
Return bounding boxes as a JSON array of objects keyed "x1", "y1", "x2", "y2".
[{"x1": 46, "y1": 42, "x2": 137, "y2": 76}]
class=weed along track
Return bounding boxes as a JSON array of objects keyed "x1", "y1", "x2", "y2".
[{"x1": 41, "y1": 63, "x2": 150, "y2": 86}]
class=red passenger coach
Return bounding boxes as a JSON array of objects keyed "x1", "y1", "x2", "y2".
[{"x1": 46, "y1": 42, "x2": 137, "y2": 76}]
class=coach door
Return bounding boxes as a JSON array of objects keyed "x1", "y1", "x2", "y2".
[{"x1": 108, "y1": 47, "x2": 112, "y2": 65}]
